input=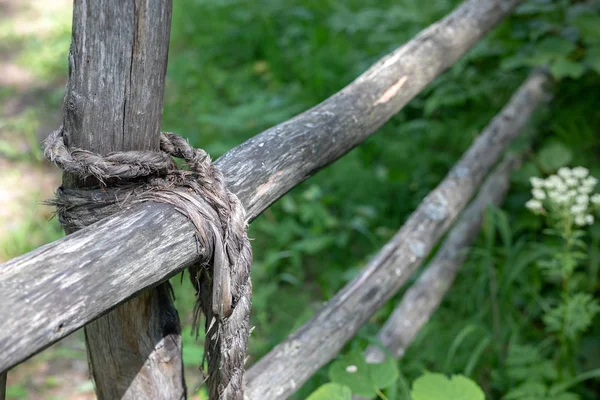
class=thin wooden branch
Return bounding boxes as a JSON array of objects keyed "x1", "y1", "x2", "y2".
[
  {"x1": 244, "y1": 72, "x2": 550, "y2": 400},
  {"x1": 62, "y1": 1, "x2": 181, "y2": 399},
  {"x1": 0, "y1": 0, "x2": 521, "y2": 374},
  {"x1": 350, "y1": 154, "x2": 523, "y2": 400}
]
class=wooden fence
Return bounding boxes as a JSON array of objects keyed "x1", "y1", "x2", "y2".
[{"x1": 0, "y1": 0, "x2": 551, "y2": 399}]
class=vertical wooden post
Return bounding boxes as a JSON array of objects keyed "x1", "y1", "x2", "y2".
[
  {"x1": 0, "y1": 372, "x2": 6, "y2": 400},
  {"x1": 63, "y1": 1, "x2": 184, "y2": 399}
]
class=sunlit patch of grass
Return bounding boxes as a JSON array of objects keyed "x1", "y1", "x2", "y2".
[
  {"x1": 0, "y1": 108, "x2": 45, "y2": 162},
  {"x1": 0, "y1": 207, "x2": 63, "y2": 262},
  {"x1": 0, "y1": 1, "x2": 71, "y2": 81},
  {"x1": 5, "y1": 329, "x2": 90, "y2": 400}
]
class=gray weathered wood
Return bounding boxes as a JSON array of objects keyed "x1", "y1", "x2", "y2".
[
  {"x1": 244, "y1": 72, "x2": 550, "y2": 400},
  {"x1": 64, "y1": 0, "x2": 167, "y2": 154},
  {"x1": 0, "y1": 0, "x2": 521, "y2": 375},
  {"x1": 351, "y1": 154, "x2": 522, "y2": 400},
  {"x1": 63, "y1": 1, "x2": 182, "y2": 399}
]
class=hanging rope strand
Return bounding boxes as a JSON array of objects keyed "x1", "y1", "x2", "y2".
[{"x1": 44, "y1": 127, "x2": 252, "y2": 400}]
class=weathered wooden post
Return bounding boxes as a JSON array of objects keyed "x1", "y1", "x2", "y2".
[
  {"x1": 0, "y1": 372, "x2": 6, "y2": 400},
  {"x1": 63, "y1": 1, "x2": 183, "y2": 398}
]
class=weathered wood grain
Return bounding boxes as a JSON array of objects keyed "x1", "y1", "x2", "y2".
[
  {"x1": 0, "y1": 0, "x2": 522, "y2": 376},
  {"x1": 351, "y1": 154, "x2": 522, "y2": 400},
  {"x1": 64, "y1": 1, "x2": 167, "y2": 153},
  {"x1": 244, "y1": 72, "x2": 550, "y2": 399},
  {"x1": 63, "y1": 1, "x2": 182, "y2": 399}
]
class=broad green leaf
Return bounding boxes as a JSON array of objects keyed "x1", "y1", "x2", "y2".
[
  {"x1": 329, "y1": 349, "x2": 375, "y2": 397},
  {"x1": 528, "y1": 37, "x2": 577, "y2": 67},
  {"x1": 329, "y1": 348, "x2": 399, "y2": 397},
  {"x1": 368, "y1": 353, "x2": 400, "y2": 389},
  {"x1": 550, "y1": 57, "x2": 585, "y2": 80},
  {"x1": 572, "y1": 13, "x2": 600, "y2": 44},
  {"x1": 411, "y1": 373, "x2": 485, "y2": 400},
  {"x1": 537, "y1": 142, "x2": 572, "y2": 171},
  {"x1": 385, "y1": 380, "x2": 399, "y2": 400},
  {"x1": 306, "y1": 383, "x2": 352, "y2": 400}
]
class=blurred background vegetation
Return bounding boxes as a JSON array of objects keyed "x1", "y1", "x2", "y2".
[{"x1": 1, "y1": 0, "x2": 599, "y2": 399}]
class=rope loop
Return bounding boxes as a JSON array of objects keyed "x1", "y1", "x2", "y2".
[{"x1": 44, "y1": 127, "x2": 252, "y2": 400}]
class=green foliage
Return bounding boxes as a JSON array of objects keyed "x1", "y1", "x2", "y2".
[
  {"x1": 502, "y1": 343, "x2": 581, "y2": 399},
  {"x1": 306, "y1": 383, "x2": 352, "y2": 400},
  {"x1": 4, "y1": 0, "x2": 600, "y2": 398},
  {"x1": 551, "y1": 58, "x2": 586, "y2": 80},
  {"x1": 500, "y1": 0, "x2": 600, "y2": 81},
  {"x1": 5, "y1": 384, "x2": 29, "y2": 399},
  {"x1": 571, "y1": 12, "x2": 600, "y2": 45},
  {"x1": 411, "y1": 373, "x2": 485, "y2": 400},
  {"x1": 328, "y1": 348, "x2": 398, "y2": 397},
  {"x1": 504, "y1": 381, "x2": 579, "y2": 400},
  {"x1": 543, "y1": 294, "x2": 600, "y2": 341},
  {"x1": 0, "y1": 210, "x2": 63, "y2": 262}
]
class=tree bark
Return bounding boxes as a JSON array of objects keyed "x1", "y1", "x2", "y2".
[
  {"x1": 64, "y1": 1, "x2": 182, "y2": 399},
  {"x1": 244, "y1": 72, "x2": 550, "y2": 400},
  {"x1": 0, "y1": 0, "x2": 523, "y2": 376}
]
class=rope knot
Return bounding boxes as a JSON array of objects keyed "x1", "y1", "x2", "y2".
[{"x1": 44, "y1": 127, "x2": 252, "y2": 400}]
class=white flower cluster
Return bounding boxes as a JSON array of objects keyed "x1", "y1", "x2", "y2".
[{"x1": 526, "y1": 167, "x2": 600, "y2": 226}]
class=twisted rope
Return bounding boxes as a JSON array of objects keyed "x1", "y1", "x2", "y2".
[{"x1": 44, "y1": 127, "x2": 252, "y2": 400}]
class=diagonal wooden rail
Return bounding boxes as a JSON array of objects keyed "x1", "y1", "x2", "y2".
[
  {"x1": 0, "y1": 0, "x2": 522, "y2": 375},
  {"x1": 351, "y1": 153, "x2": 524, "y2": 400},
  {"x1": 364, "y1": 154, "x2": 523, "y2": 365},
  {"x1": 244, "y1": 71, "x2": 550, "y2": 399}
]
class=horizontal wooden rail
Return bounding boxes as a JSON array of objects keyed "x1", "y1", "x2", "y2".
[
  {"x1": 244, "y1": 71, "x2": 550, "y2": 399},
  {"x1": 0, "y1": 0, "x2": 521, "y2": 373},
  {"x1": 351, "y1": 154, "x2": 522, "y2": 400}
]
